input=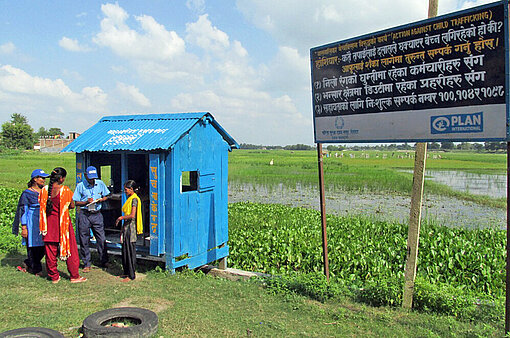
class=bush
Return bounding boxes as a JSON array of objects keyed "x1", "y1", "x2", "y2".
[
  {"x1": 261, "y1": 272, "x2": 348, "y2": 302},
  {"x1": 356, "y1": 277, "x2": 403, "y2": 307},
  {"x1": 413, "y1": 277, "x2": 503, "y2": 322},
  {"x1": 0, "y1": 187, "x2": 22, "y2": 254},
  {"x1": 229, "y1": 203, "x2": 505, "y2": 296},
  {"x1": 0, "y1": 224, "x2": 22, "y2": 254}
]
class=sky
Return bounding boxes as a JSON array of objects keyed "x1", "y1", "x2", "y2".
[{"x1": 0, "y1": 0, "x2": 495, "y2": 145}]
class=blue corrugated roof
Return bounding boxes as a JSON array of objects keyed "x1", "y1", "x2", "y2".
[{"x1": 62, "y1": 112, "x2": 239, "y2": 153}]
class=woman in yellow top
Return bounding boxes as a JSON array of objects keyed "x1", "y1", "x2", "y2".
[{"x1": 116, "y1": 180, "x2": 142, "y2": 281}]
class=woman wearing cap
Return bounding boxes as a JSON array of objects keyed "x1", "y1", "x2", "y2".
[
  {"x1": 39, "y1": 167, "x2": 86, "y2": 284},
  {"x1": 11, "y1": 169, "x2": 49, "y2": 276}
]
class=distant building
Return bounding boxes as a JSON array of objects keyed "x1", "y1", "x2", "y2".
[{"x1": 37, "y1": 132, "x2": 81, "y2": 152}]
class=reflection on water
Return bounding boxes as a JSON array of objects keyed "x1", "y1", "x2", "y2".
[
  {"x1": 228, "y1": 182, "x2": 506, "y2": 229},
  {"x1": 401, "y1": 170, "x2": 506, "y2": 198}
]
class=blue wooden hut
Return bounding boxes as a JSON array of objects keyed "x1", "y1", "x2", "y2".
[{"x1": 62, "y1": 113, "x2": 239, "y2": 272}]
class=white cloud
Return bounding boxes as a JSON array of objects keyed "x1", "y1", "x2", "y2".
[
  {"x1": 186, "y1": 14, "x2": 230, "y2": 53},
  {"x1": 236, "y1": 0, "x2": 430, "y2": 53},
  {"x1": 236, "y1": 0, "x2": 496, "y2": 55},
  {"x1": 116, "y1": 82, "x2": 151, "y2": 107},
  {"x1": 62, "y1": 69, "x2": 84, "y2": 82},
  {"x1": 172, "y1": 12, "x2": 312, "y2": 144},
  {"x1": 93, "y1": 2, "x2": 201, "y2": 83},
  {"x1": 456, "y1": 0, "x2": 494, "y2": 10},
  {"x1": 59, "y1": 37, "x2": 92, "y2": 52},
  {"x1": 186, "y1": 0, "x2": 205, "y2": 14},
  {"x1": 94, "y1": 3, "x2": 185, "y2": 61},
  {"x1": 0, "y1": 42, "x2": 15, "y2": 54},
  {"x1": 263, "y1": 46, "x2": 309, "y2": 93},
  {"x1": 171, "y1": 90, "x2": 311, "y2": 145},
  {"x1": 0, "y1": 64, "x2": 108, "y2": 113},
  {"x1": 111, "y1": 65, "x2": 127, "y2": 74}
]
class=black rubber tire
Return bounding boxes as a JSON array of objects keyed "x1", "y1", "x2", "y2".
[
  {"x1": 82, "y1": 307, "x2": 158, "y2": 338},
  {"x1": 0, "y1": 327, "x2": 64, "y2": 337}
]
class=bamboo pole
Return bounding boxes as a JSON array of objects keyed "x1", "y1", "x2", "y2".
[
  {"x1": 401, "y1": 0, "x2": 437, "y2": 310},
  {"x1": 402, "y1": 142, "x2": 427, "y2": 308}
]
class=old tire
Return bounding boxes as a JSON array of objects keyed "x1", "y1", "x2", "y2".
[
  {"x1": 82, "y1": 307, "x2": 158, "y2": 338},
  {"x1": 0, "y1": 327, "x2": 64, "y2": 337}
]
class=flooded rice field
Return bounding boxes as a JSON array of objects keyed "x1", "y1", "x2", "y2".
[
  {"x1": 228, "y1": 181, "x2": 506, "y2": 229},
  {"x1": 401, "y1": 170, "x2": 507, "y2": 198}
]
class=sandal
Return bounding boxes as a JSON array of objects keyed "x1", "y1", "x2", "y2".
[
  {"x1": 16, "y1": 266, "x2": 27, "y2": 273},
  {"x1": 70, "y1": 276, "x2": 87, "y2": 283},
  {"x1": 51, "y1": 277, "x2": 61, "y2": 284}
]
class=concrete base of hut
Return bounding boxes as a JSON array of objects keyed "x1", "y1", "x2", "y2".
[{"x1": 199, "y1": 265, "x2": 269, "y2": 281}]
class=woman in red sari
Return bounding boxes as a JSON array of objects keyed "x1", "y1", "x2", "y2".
[{"x1": 39, "y1": 167, "x2": 86, "y2": 284}]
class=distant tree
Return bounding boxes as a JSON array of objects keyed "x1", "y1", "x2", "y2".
[
  {"x1": 484, "y1": 142, "x2": 507, "y2": 152},
  {"x1": 36, "y1": 127, "x2": 48, "y2": 139},
  {"x1": 473, "y1": 143, "x2": 484, "y2": 152},
  {"x1": 48, "y1": 127, "x2": 64, "y2": 137},
  {"x1": 457, "y1": 142, "x2": 472, "y2": 150},
  {"x1": 1, "y1": 114, "x2": 35, "y2": 149},
  {"x1": 284, "y1": 144, "x2": 314, "y2": 151},
  {"x1": 11, "y1": 113, "x2": 28, "y2": 125},
  {"x1": 485, "y1": 142, "x2": 500, "y2": 152},
  {"x1": 36, "y1": 127, "x2": 65, "y2": 139},
  {"x1": 440, "y1": 141, "x2": 454, "y2": 150},
  {"x1": 428, "y1": 142, "x2": 440, "y2": 150}
]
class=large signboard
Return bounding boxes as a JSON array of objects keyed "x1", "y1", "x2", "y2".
[{"x1": 311, "y1": 1, "x2": 509, "y2": 143}]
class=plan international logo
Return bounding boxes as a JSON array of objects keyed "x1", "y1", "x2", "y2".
[{"x1": 430, "y1": 112, "x2": 483, "y2": 134}]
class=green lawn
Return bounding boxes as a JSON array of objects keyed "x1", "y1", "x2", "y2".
[
  {"x1": 0, "y1": 149, "x2": 505, "y2": 208},
  {"x1": 229, "y1": 149, "x2": 506, "y2": 208},
  {"x1": 0, "y1": 252, "x2": 500, "y2": 337},
  {"x1": 0, "y1": 150, "x2": 507, "y2": 336},
  {"x1": 0, "y1": 151, "x2": 76, "y2": 190}
]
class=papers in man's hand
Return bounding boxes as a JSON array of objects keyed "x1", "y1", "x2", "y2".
[{"x1": 85, "y1": 198, "x2": 101, "y2": 207}]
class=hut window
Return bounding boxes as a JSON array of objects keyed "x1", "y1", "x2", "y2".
[
  {"x1": 181, "y1": 171, "x2": 198, "y2": 192},
  {"x1": 100, "y1": 165, "x2": 112, "y2": 187}
]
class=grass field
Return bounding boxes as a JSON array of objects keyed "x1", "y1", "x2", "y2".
[
  {"x1": 0, "y1": 252, "x2": 501, "y2": 337},
  {"x1": 229, "y1": 149, "x2": 507, "y2": 208},
  {"x1": 0, "y1": 151, "x2": 76, "y2": 190},
  {"x1": 0, "y1": 149, "x2": 507, "y2": 336}
]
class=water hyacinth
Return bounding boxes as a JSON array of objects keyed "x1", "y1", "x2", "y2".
[{"x1": 228, "y1": 202, "x2": 505, "y2": 297}]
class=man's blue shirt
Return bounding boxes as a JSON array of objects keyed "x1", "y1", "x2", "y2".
[{"x1": 73, "y1": 179, "x2": 110, "y2": 211}]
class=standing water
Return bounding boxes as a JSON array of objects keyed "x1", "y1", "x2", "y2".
[
  {"x1": 422, "y1": 170, "x2": 506, "y2": 198},
  {"x1": 228, "y1": 181, "x2": 506, "y2": 229}
]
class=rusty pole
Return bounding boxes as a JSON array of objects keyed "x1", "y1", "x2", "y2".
[{"x1": 317, "y1": 143, "x2": 330, "y2": 281}]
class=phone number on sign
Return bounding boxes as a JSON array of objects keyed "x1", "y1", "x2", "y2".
[{"x1": 437, "y1": 86, "x2": 504, "y2": 102}]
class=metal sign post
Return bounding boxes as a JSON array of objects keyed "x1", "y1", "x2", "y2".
[
  {"x1": 506, "y1": 142, "x2": 510, "y2": 334},
  {"x1": 317, "y1": 143, "x2": 330, "y2": 281}
]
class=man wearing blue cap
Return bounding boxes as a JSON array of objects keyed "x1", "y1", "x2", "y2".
[{"x1": 73, "y1": 166, "x2": 110, "y2": 272}]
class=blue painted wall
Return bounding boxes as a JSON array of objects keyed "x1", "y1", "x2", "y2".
[
  {"x1": 166, "y1": 118, "x2": 230, "y2": 270},
  {"x1": 75, "y1": 117, "x2": 231, "y2": 271}
]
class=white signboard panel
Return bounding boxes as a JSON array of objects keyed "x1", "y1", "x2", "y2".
[{"x1": 311, "y1": 1, "x2": 509, "y2": 143}]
